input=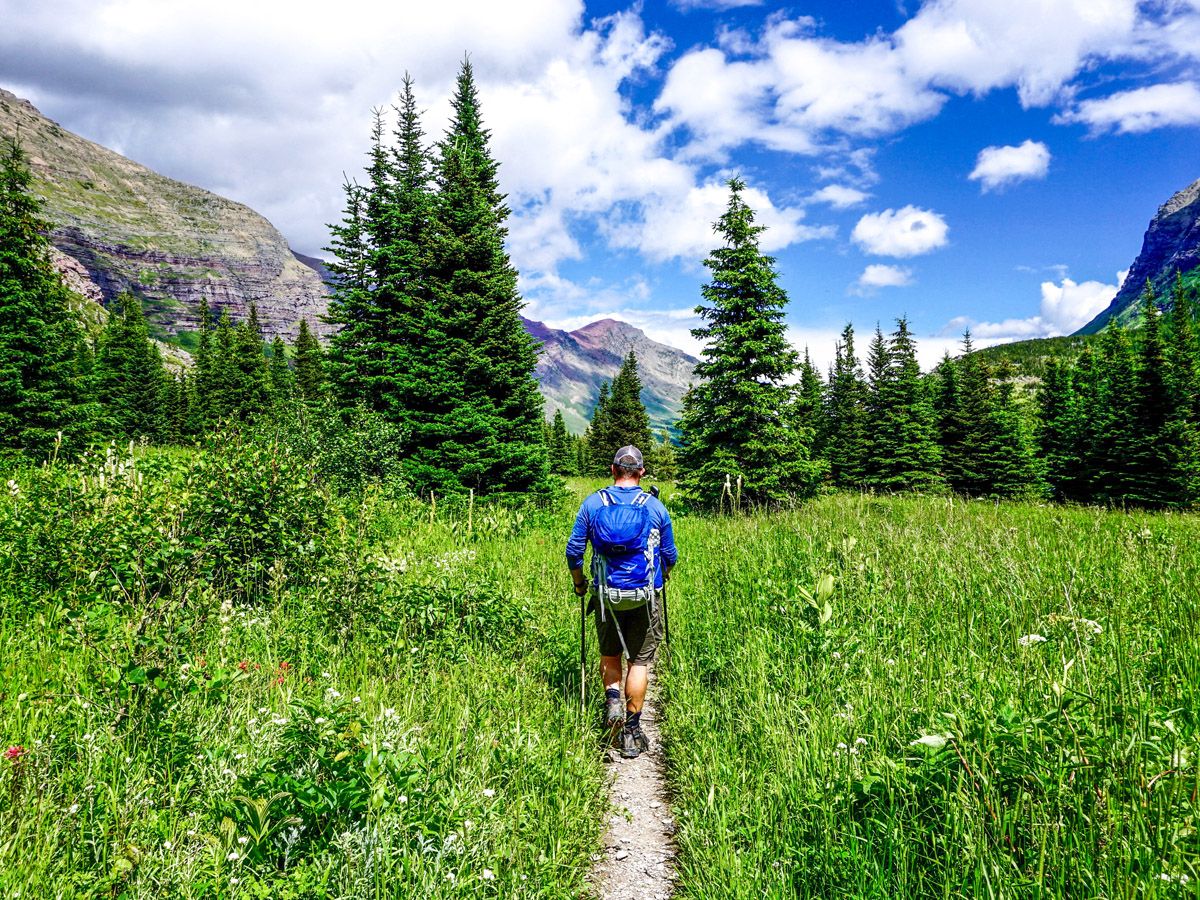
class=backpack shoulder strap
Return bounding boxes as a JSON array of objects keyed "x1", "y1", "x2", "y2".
[
  {"x1": 632, "y1": 491, "x2": 651, "y2": 507},
  {"x1": 598, "y1": 489, "x2": 614, "y2": 507}
]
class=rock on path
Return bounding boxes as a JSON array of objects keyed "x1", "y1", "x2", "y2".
[{"x1": 589, "y1": 670, "x2": 677, "y2": 899}]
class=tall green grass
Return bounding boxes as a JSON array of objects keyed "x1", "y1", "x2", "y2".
[
  {"x1": 0, "y1": 447, "x2": 606, "y2": 898},
  {"x1": 661, "y1": 494, "x2": 1200, "y2": 897}
]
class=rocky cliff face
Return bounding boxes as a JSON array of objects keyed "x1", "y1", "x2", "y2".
[
  {"x1": 526, "y1": 317, "x2": 698, "y2": 433},
  {"x1": 1078, "y1": 177, "x2": 1200, "y2": 334},
  {"x1": 0, "y1": 88, "x2": 330, "y2": 341}
]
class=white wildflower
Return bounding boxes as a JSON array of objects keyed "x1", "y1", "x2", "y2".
[
  {"x1": 322, "y1": 671, "x2": 332, "y2": 679},
  {"x1": 163, "y1": 841, "x2": 173, "y2": 850},
  {"x1": 353, "y1": 696, "x2": 361, "y2": 704},
  {"x1": 855, "y1": 737, "x2": 868, "y2": 746},
  {"x1": 1018, "y1": 633, "x2": 1048, "y2": 647},
  {"x1": 326, "y1": 689, "x2": 341, "y2": 700},
  {"x1": 399, "y1": 795, "x2": 408, "y2": 804},
  {"x1": 483, "y1": 869, "x2": 496, "y2": 881},
  {"x1": 482, "y1": 788, "x2": 496, "y2": 798},
  {"x1": 836, "y1": 742, "x2": 848, "y2": 751},
  {"x1": 237, "y1": 836, "x2": 249, "y2": 845},
  {"x1": 230, "y1": 877, "x2": 240, "y2": 885},
  {"x1": 68, "y1": 803, "x2": 80, "y2": 814},
  {"x1": 831, "y1": 651, "x2": 841, "y2": 660},
  {"x1": 227, "y1": 851, "x2": 239, "y2": 861},
  {"x1": 885, "y1": 658, "x2": 896, "y2": 667},
  {"x1": 910, "y1": 734, "x2": 949, "y2": 749}
]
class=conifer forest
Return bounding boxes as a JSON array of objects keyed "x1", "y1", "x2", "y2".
[{"x1": 3, "y1": 58, "x2": 1200, "y2": 900}]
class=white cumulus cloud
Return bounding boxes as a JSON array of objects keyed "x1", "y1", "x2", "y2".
[
  {"x1": 968, "y1": 140, "x2": 1051, "y2": 191},
  {"x1": 810, "y1": 185, "x2": 870, "y2": 208},
  {"x1": 1056, "y1": 82, "x2": 1200, "y2": 133},
  {"x1": 945, "y1": 270, "x2": 1126, "y2": 340},
  {"x1": 852, "y1": 206, "x2": 949, "y2": 258},
  {"x1": 852, "y1": 264, "x2": 914, "y2": 295}
]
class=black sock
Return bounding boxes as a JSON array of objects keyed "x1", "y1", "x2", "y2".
[
  {"x1": 605, "y1": 687, "x2": 620, "y2": 702},
  {"x1": 625, "y1": 710, "x2": 641, "y2": 730}
]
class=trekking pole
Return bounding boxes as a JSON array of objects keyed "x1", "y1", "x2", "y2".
[{"x1": 579, "y1": 589, "x2": 587, "y2": 714}]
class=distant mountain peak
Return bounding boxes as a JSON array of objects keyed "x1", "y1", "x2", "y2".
[
  {"x1": 1078, "y1": 176, "x2": 1200, "y2": 334},
  {"x1": 524, "y1": 317, "x2": 697, "y2": 434}
]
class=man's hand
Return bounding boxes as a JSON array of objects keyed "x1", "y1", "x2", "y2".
[{"x1": 569, "y1": 566, "x2": 588, "y2": 597}]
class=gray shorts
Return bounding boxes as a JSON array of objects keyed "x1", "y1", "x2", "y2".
[{"x1": 590, "y1": 593, "x2": 663, "y2": 665}]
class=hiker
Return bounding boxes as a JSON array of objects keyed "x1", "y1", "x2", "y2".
[{"x1": 566, "y1": 445, "x2": 678, "y2": 759}]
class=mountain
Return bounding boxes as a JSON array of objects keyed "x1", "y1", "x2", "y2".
[
  {"x1": 1078, "y1": 176, "x2": 1200, "y2": 334},
  {"x1": 525, "y1": 317, "x2": 698, "y2": 434},
  {"x1": 0, "y1": 88, "x2": 330, "y2": 342}
]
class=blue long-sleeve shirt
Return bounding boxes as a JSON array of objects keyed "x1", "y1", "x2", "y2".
[{"x1": 566, "y1": 485, "x2": 678, "y2": 590}]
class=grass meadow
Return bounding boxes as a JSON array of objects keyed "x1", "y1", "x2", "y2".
[{"x1": 2, "y1": 447, "x2": 1199, "y2": 898}]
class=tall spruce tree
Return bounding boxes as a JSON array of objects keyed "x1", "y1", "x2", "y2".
[
  {"x1": 1037, "y1": 359, "x2": 1087, "y2": 501},
  {"x1": 268, "y1": 335, "x2": 295, "y2": 408},
  {"x1": 863, "y1": 318, "x2": 941, "y2": 491},
  {"x1": 93, "y1": 292, "x2": 166, "y2": 441},
  {"x1": 0, "y1": 139, "x2": 91, "y2": 452},
  {"x1": 823, "y1": 323, "x2": 869, "y2": 487},
  {"x1": 604, "y1": 351, "x2": 654, "y2": 460},
  {"x1": 796, "y1": 349, "x2": 826, "y2": 457},
  {"x1": 293, "y1": 318, "x2": 327, "y2": 405},
  {"x1": 677, "y1": 178, "x2": 820, "y2": 507},
  {"x1": 586, "y1": 381, "x2": 615, "y2": 475},
  {"x1": 547, "y1": 408, "x2": 574, "y2": 475},
  {"x1": 1093, "y1": 325, "x2": 1141, "y2": 505},
  {"x1": 427, "y1": 59, "x2": 548, "y2": 494}
]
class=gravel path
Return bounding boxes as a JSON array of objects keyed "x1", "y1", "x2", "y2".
[{"x1": 589, "y1": 670, "x2": 677, "y2": 900}]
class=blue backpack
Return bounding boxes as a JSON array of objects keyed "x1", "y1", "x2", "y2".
[{"x1": 590, "y1": 489, "x2": 658, "y2": 613}]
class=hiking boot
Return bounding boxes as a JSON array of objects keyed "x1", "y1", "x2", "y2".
[
  {"x1": 620, "y1": 725, "x2": 651, "y2": 759},
  {"x1": 604, "y1": 695, "x2": 625, "y2": 730}
]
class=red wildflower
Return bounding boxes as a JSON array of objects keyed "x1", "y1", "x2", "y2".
[
  {"x1": 278, "y1": 661, "x2": 291, "y2": 672},
  {"x1": 237, "y1": 660, "x2": 249, "y2": 671},
  {"x1": 4, "y1": 745, "x2": 26, "y2": 761}
]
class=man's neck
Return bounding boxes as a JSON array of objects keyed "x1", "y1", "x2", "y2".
[{"x1": 612, "y1": 478, "x2": 641, "y2": 488}]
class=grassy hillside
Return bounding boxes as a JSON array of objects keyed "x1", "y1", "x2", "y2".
[{"x1": 974, "y1": 334, "x2": 1100, "y2": 379}]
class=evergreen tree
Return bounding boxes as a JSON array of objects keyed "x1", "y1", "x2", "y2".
[
  {"x1": 586, "y1": 381, "x2": 615, "y2": 474},
  {"x1": 796, "y1": 349, "x2": 825, "y2": 456},
  {"x1": 293, "y1": 318, "x2": 327, "y2": 405},
  {"x1": 427, "y1": 59, "x2": 548, "y2": 494},
  {"x1": 0, "y1": 138, "x2": 91, "y2": 453},
  {"x1": 677, "y1": 178, "x2": 820, "y2": 507},
  {"x1": 653, "y1": 429, "x2": 678, "y2": 480},
  {"x1": 863, "y1": 318, "x2": 941, "y2": 491},
  {"x1": 604, "y1": 351, "x2": 654, "y2": 459},
  {"x1": 823, "y1": 323, "x2": 869, "y2": 487},
  {"x1": 268, "y1": 335, "x2": 295, "y2": 408},
  {"x1": 230, "y1": 303, "x2": 270, "y2": 420},
  {"x1": 547, "y1": 408, "x2": 574, "y2": 475},
  {"x1": 93, "y1": 292, "x2": 166, "y2": 441},
  {"x1": 190, "y1": 297, "x2": 214, "y2": 430},
  {"x1": 1037, "y1": 359, "x2": 1087, "y2": 500},
  {"x1": 1092, "y1": 326, "x2": 1141, "y2": 505}
]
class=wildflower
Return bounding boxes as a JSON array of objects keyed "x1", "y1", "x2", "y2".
[
  {"x1": 315, "y1": 717, "x2": 327, "y2": 725},
  {"x1": 278, "y1": 661, "x2": 291, "y2": 671},
  {"x1": 1018, "y1": 634, "x2": 1047, "y2": 647},
  {"x1": 831, "y1": 651, "x2": 841, "y2": 660},
  {"x1": 82, "y1": 733, "x2": 94, "y2": 743},
  {"x1": 482, "y1": 788, "x2": 496, "y2": 798},
  {"x1": 187, "y1": 829, "x2": 196, "y2": 837},
  {"x1": 257, "y1": 706, "x2": 269, "y2": 714},
  {"x1": 322, "y1": 671, "x2": 332, "y2": 679},
  {"x1": 910, "y1": 734, "x2": 949, "y2": 749},
  {"x1": 235, "y1": 753, "x2": 246, "y2": 761},
  {"x1": 1080, "y1": 618, "x2": 1102, "y2": 634},
  {"x1": 222, "y1": 768, "x2": 236, "y2": 779},
  {"x1": 237, "y1": 660, "x2": 249, "y2": 671},
  {"x1": 446, "y1": 872, "x2": 456, "y2": 882},
  {"x1": 237, "y1": 836, "x2": 249, "y2": 845},
  {"x1": 227, "y1": 851, "x2": 239, "y2": 861},
  {"x1": 6, "y1": 479, "x2": 19, "y2": 497},
  {"x1": 885, "y1": 658, "x2": 896, "y2": 667},
  {"x1": 855, "y1": 737, "x2": 868, "y2": 746},
  {"x1": 163, "y1": 841, "x2": 173, "y2": 850},
  {"x1": 836, "y1": 742, "x2": 848, "y2": 751},
  {"x1": 353, "y1": 696, "x2": 361, "y2": 704},
  {"x1": 483, "y1": 869, "x2": 496, "y2": 881},
  {"x1": 382, "y1": 708, "x2": 397, "y2": 720},
  {"x1": 68, "y1": 803, "x2": 80, "y2": 814},
  {"x1": 326, "y1": 688, "x2": 342, "y2": 700},
  {"x1": 4, "y1": 745, "x2": 26, "y2": 761},
  {"x1": 230, "y1": 877, "x2": 240, "y2": 885},
  {"x1": 399, "y1": 795, "x2": 408, "y2": 804}
]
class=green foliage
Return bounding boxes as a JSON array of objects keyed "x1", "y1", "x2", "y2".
[
  {"x1": 678, "y1": 178, "x2": 822, "y2": 507},
  {"x1": 660, "y1": 494, "x2": 1200, "y2": 897},
  {"x1": 822, "y1": 324, "x2": 869, "y2": 488},
  {"x1": 0, "y1": 138, "x2": 92, "y2": 454},
  {"x1": 863, "y1": 319, "x2": 941, "y2": 492},
  {"x1": 93, "y1": 291, "x2": 166, "y2": 442}
]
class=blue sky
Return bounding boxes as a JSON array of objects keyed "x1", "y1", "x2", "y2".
[{"x1": 2, "y1": 0, "x2": 1198, "y2": 367}]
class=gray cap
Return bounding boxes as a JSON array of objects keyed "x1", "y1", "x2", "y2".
[{"x1": 613, "y1": 445, "x2": 644, "y2": 467}]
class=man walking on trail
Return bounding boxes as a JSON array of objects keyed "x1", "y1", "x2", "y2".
[{"x1": 567, "y1": 446, "x2": 678, "y2": 759}]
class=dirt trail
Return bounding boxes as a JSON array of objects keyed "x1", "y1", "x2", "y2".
[{"x1": 589, "y1": 670, "x2": 677, "y2": 899}]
